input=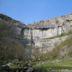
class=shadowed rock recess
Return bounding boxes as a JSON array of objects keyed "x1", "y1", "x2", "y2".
[{"x1": 0, "y1": 13, "x2": 72, "y2": 71}]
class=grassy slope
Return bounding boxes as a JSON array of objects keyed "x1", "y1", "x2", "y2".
[
  {"x1": 50, "y1": 34, "x2": 72, "y2": 59},
  {"x1": 33, "y1": 33, "x2": 72, "y2": 69}
]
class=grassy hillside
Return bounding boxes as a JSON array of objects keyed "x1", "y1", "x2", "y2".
[
  {"x1": 49, "y1": 34, "x2": 72, "y2": 60},
  {"x1": 33, "y1": 34, "x2": 72, "y2": 71}
]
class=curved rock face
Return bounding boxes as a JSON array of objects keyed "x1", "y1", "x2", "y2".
[
  {"x1": 0, "y1": 13, "x2": 72, "y2": 60},
  {"x1": 23, "y1": 14, "x2": 72, "y2": 51}
]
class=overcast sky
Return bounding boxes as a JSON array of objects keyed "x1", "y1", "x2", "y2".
[{"x1": 0, "y1": 0, "x2": 72, "y2": 24}]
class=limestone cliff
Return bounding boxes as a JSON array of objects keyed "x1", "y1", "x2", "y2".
[
  {"x1": 24, "y1": 14, "x2": 72, "y2": 51},
  {"x1": 0, "y1": 13, "x2": 72, "y2": 62}
]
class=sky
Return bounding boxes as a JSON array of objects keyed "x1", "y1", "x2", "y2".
[{"x1": 0, "y1": 0, "x2": 72, "y2": 24}]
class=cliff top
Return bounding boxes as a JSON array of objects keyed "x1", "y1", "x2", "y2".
[{"x1": 0, "y1": 13, "x2": 72, "y2": 28}]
